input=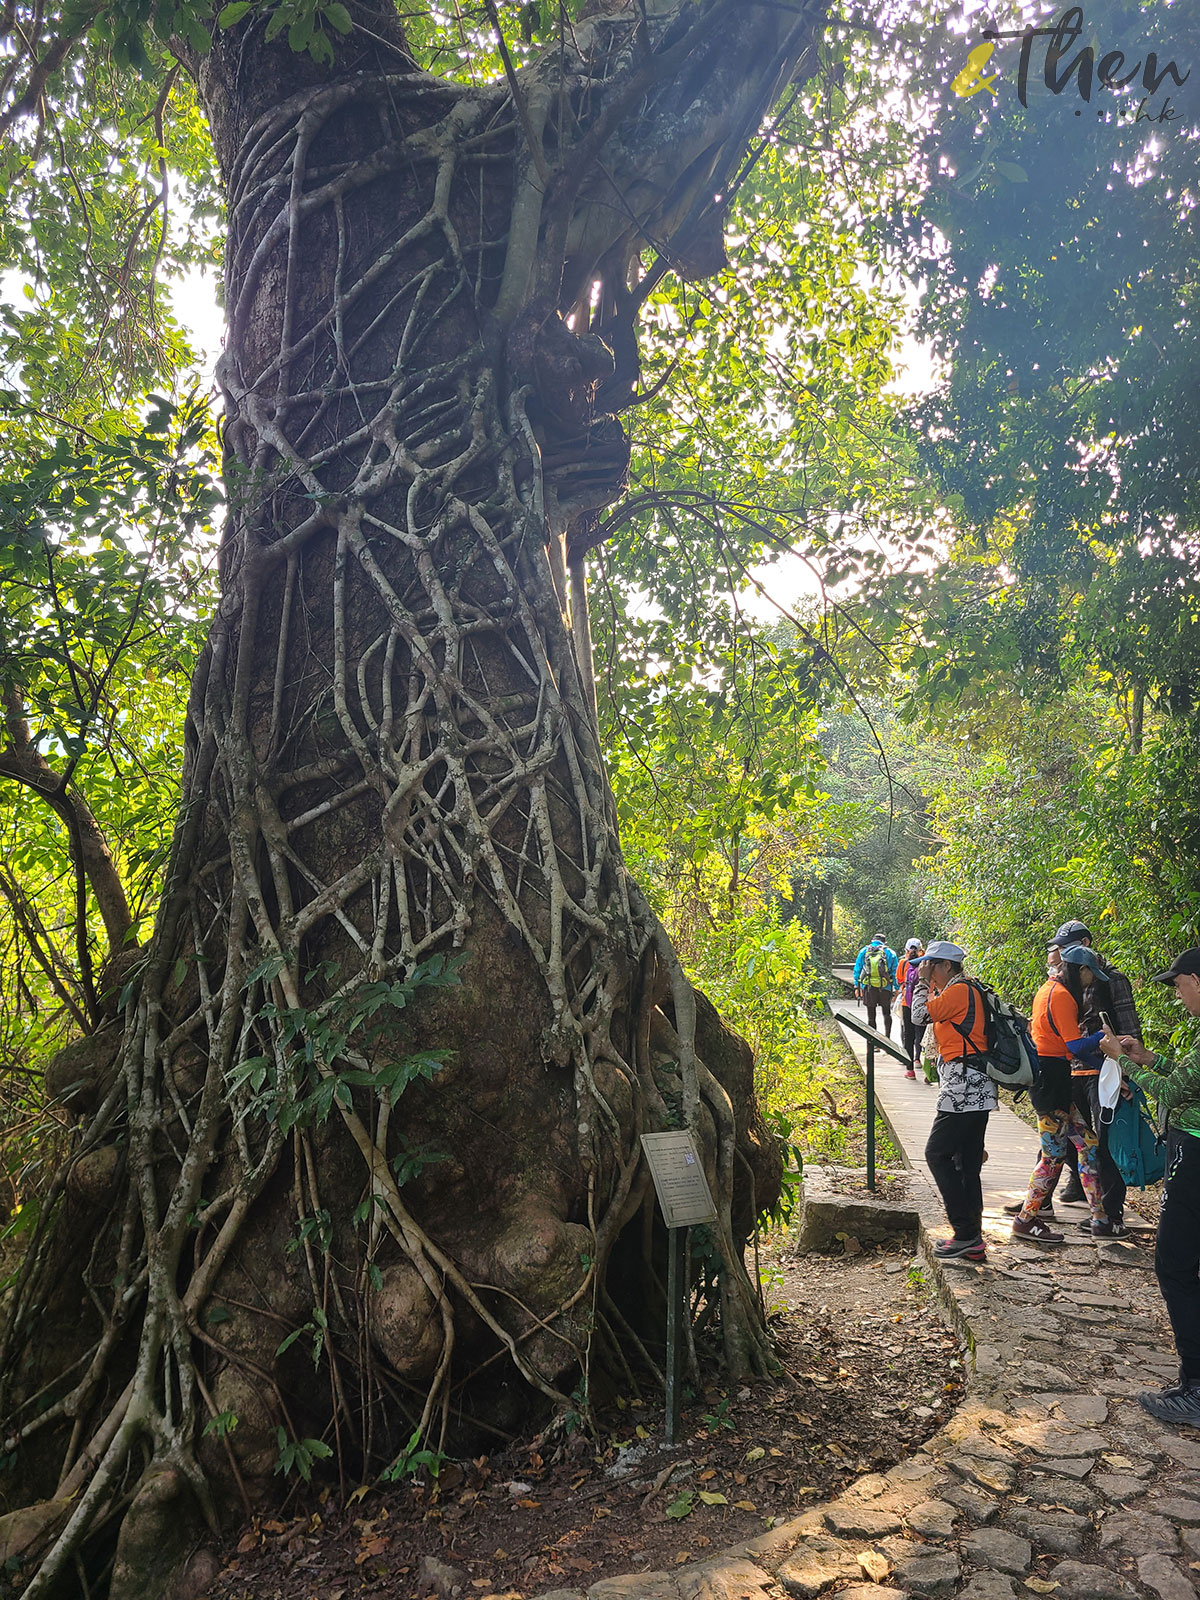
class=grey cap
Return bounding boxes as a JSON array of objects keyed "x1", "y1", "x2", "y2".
[
  {"x1": 1054, "y1": 919, "x2": 1091, "y2": 946},
  {"x1": 921, "y1": 940, "x2": 965, "y2": 963}
]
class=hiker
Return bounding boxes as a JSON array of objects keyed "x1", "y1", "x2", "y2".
[
  {"x1": 1007, "y1": 947, "x2": 1109, "y2": 1243},
  {"x1": 1054, "y1": 920, "x2": 1142, "y2": 1207},
  {"x1": 913, "y1": 941, "x2": 995, "y2": 1262},
  {"x1": 897, "y1": 938, "x2": 925, "y2": 1078},
  {"x1": 1006, "y1": 922, "x2": 1140, "y2": 1219},
  {"x1": 853, "y1": 934, "x2": 898, "y2": 1038},
  {"x1": 1050, "y1": 942, "x2": 1130, "y2": 1236},
  {"x1": 1100, "y1": 947, "x2": 1200, "y2": 1425}
]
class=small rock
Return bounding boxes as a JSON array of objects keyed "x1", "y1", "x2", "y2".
[
  {"x1": 1148, "y1": 1496, "x2": 1200, "y2": 1524},
  {"x1": 1002, "y1": 1507, "x2": 1089, "y2": 1555},
  {"x1": 776, "y1": 1543, "x2": 860, "y2": 1598},
  {"x1": 1045, "y1": 1558, "x2": 1138, "y2": 1600},
  {"x1": 941, "y1": 1481, "x2": 1000, "y2": 1523},
  {"x1": 589, "y1": 1576, "x2": 680, "y2": 1600},
  {"x1": 1097, "y1": 1241, "x2": 1155, "y2": 1268},
  {"x1": 419, "y1": 1554, "x2": 469, "y2": 1597},
  {"x1": 1182, "y1": 1525, "x2": 1200, "y2": 1558},
  {"x1": 1055, "y1": 1394, "x2": 1109, "y2": 1425},
  {"x1": 1092, "y1": 1473, "x2": 1149, "y2": 1503},
  {"x1": 826, "y1": 1589, "x2": 896, "y2": 1600},
  {"x1": 677, "y1": 1557, "x2": 778, "y2": 1599},
  {"x1": 1162, "y1": 1437, "x2": 1200, "y2": 1470},
  {"x1": 906, "y1": 1498, "x2": 960, "y2": 1538},
  {"x1": 824, "y1": 1506, "x2": 902, "y2": 1540},
  {"x1": 531, "y1": 1592, "x2": 586, "y2": 1600},
  {"x1": 1021, "y1": 1474, "x2": 1098, "y2": 1512},
  {"x1": 947, "y1": 1455, "x2": 1017, "y2": 1494},
  {"x1": 1039, "y1": 1456, "x2": 1096, "y2": 1480},
  {"x1": 1105, "y1": 1425, "x2": 1169, "y2": 1461},
  {"x1": 1099, "y1": 1510, "x2": 1178, "y2": 1555},
  {"x1": 957, "y1": 1576, "x2": 1018, "y2": 1600},
  {"x1": 1007, "y1": 1422, "x2": 1108, "y2": 1458},
  {"x1": 961, "y1": 1526, "x2": 1032, "y2": 1575},
  {"x1": 890, "y1": 1548, "x2": 960, "y2": 1596},
  {"x1": 1100, "y1": 1450, "x2": 1152, "y2": 1476},
  {"x1": 1137, "y1": 1553, "x2": 1198, "y2": 1600}
]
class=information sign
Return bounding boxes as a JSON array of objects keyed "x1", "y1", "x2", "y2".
[{"x1": 640, "y1": 1131, "x2": 717, "y2": 1229}]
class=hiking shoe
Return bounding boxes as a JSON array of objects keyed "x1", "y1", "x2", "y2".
[
  {"x1": 1091, "y1": 1217, "x2": 1126, "y2": 1237},
  {"x1": 1058, "y1": 1175, "x2": 1086, "y2": 1204},
  {"x1": 1004, "y1": 1200, "x2": 1057, "y2": 1220},
  {"x1": 1011, "y1": 1214, "x2": 1065, "y2": 1243},
  {"x1": 933, "y1": 1236, "x2": 986, "y2": 1262},
  {"x1": 905, "y1": 1068, "x2": 916, "y2": 1079},
  {"x1": 1138, "y1": 1383, "x2": 1200, "y2": 1426}
]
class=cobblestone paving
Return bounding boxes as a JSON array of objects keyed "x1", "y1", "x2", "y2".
[
  {"x1": 528, "y1": 1063, "x2": 1199, "y2": 1600},
  {"x1": 530, "y1": 1220, "x2": 1200, "y2": 1600}
]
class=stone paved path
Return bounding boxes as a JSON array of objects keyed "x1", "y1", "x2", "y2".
[{"x1": 525, "y1": 1013, "x2": 1197, "y2": 1600}]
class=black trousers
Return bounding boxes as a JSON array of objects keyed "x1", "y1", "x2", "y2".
[
  {"x1": 864, "y1": 985, "x2": 893, "y2": 1036},
  {"x1": 1074, "y1": 1073, "x2": 1127, "y2": 1222},
  {"x1": 1158, "y1": 1129, "x2": 1200, "y2": 1382},
  {"x1": 925, "y1": 1109, "x2": 990, "y2": 1241},
  {"x1": 901, "y1": 1004, "x2": 922, "y2": 1066}
]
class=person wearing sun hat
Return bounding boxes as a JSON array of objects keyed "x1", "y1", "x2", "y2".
[
  {"x1": 1100, "y1": 948, "x2": 1200, "y2": 1425},
  {"x1": 912, "y1": 941, "x2": 996, "y2": 1262}
]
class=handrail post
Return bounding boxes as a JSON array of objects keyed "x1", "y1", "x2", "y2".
[{"x1": 865, "y1": 1037, "x2": 876, "y2": 1192}]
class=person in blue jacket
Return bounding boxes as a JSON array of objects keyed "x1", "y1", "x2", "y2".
[{"x1": 853, "y1": 935, "x2": 899, "y2": 1037}]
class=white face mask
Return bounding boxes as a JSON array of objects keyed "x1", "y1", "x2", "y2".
[{"x1": 1098, "y1": 1055, "x2": 1123, "y2": 1119}]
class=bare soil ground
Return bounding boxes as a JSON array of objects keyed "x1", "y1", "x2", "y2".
[{"x1": 205, "y1": 1237, "x2": 965, "y2": 1600}]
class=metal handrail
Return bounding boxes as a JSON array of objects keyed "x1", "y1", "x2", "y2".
[{"x1": 826, "y1": 999, "x2": 912, "y2": 1190}]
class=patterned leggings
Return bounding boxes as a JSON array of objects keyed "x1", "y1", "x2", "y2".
[{"x1": 1018, "y1": 1106, "x2": 1104, "y2": 1223}]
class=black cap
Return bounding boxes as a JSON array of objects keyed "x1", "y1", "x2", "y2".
[
  {"x1": 1054, "y1": 920, "x2": 1091, "y2": 945},
  {"x1": 1152, "y1": 948, "x2": 1200, "y2": 983}
]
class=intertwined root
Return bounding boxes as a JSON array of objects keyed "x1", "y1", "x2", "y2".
[{"x1": 0, "y1": 3, "x2": 816, "y2": 1589}]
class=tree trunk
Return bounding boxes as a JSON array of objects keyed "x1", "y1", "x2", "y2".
[{"x1": 0, "y1": 3, "x2": 824, "y2": 1592}]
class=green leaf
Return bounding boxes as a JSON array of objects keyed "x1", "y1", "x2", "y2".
[
  {"x1": 665, "y1": 1490, "x2": 695, "y2": 1519},
  {"x1": 325, "y1": 2, "x2": 353, "y2": 33},
  {"x1": 218, "y1": 0, "x2": 251, "y2": 23}
]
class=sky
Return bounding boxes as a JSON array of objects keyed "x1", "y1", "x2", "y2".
[{"x1": 168, "y1": 258, "x2": 939, "y2": 631}]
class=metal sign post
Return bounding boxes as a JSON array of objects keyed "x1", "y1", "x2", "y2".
[
  {"x1": 826, "y1": 1001, "x2": 911, "y2": 1191},
  {"x1": 640, "y1": 1131, "x2": 718, "y2": 1444}
]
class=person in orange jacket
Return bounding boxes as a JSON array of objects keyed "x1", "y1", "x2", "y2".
[{"x1": 912, "y1": 940, "x2": 996, "y2": 1262}]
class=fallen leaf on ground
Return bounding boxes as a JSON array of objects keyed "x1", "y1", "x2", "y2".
[{"x1": 857, "y1": 1550, "x2": 890, "y2": 1582}]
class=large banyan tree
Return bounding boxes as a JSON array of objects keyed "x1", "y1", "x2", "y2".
[{"x1": 0, "y1": 0, "x2": 825, "y2": 1592}]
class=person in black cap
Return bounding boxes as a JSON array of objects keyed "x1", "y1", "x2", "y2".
[
  {"x1": 1050, "y1": 920, "x2": 1139, "y2": 1208},
  {"x1": 1101, "y1": 948, "x2": 1200, "y2": 1425}
]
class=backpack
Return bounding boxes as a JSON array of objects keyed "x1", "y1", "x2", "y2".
[
  {"x1": 954, "y1": 980, "x2": 1038, "y2": 1091},
  {"x1": 1104, "y1": 1081, "x2": 1166, "y2": 1188}
]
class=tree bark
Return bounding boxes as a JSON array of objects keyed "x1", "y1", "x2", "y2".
[
  {"x1": 1, "y1": 686, "x2": 135, "y2": 1021},
  {"x1": 0, "y1": 2, "x2": 825, "y2": 1592}
]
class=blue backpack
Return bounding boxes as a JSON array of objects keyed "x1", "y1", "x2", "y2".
[{"x1": 1105, "y1": 1082, "x2": 1166, "y2": 1188}]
